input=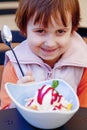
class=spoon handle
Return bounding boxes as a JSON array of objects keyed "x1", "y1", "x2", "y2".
[{"x1": 10, "y1": 45, "x2": 24, "y2": 76}]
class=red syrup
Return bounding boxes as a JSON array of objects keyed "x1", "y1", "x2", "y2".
[{"x1": 37, "y1": 85, "x2": 62, "y2": 105}]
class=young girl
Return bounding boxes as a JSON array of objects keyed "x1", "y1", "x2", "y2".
[{"x1": 1, "y1": 0, "x2": 87, "y2": 109}]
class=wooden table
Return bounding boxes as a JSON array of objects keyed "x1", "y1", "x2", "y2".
[{"x1": 0, "y1": 107, "x2": 87, "y2": 130}]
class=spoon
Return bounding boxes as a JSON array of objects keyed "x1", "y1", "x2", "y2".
[{"x1": 1, "y1": 25, "x2": 24, "y2": 76}]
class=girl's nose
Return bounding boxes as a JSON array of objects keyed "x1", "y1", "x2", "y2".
[{"x1": 45, "y1": 35, "x2": 56, "y2": 47}]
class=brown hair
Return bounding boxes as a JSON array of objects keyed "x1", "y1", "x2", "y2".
[{"x1": 15, "y1": 0, "x2": 80, "y2": 36}]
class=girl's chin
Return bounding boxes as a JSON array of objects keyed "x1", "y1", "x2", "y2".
[
  {"x1": 42, "y1": 57, "x2": 59, "y2": 63},
  {"x1": 42, "y1": 56, "x2": 56, "y2": 60}
]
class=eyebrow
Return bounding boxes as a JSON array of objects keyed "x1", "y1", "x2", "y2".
[
  {"x1": 58, "y1": 27, "x2": 70, "y2": 30},
  {"x1": 32, "y1": 23, "x2": 70, "y2": 31}
]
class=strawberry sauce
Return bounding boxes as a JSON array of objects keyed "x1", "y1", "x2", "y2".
[{"x1": 37, "y1": 85, "x2": 62, "y2": 105}]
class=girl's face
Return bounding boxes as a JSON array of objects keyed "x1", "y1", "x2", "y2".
[{"x1": 27, "y1": 14, "x2": 72, "y2": 67}]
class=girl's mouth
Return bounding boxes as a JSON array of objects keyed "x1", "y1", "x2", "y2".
[{"x1": 41, "y1": 48, "x2": 58, "y2": 53}]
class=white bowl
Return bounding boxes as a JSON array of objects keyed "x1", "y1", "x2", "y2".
[{"x1": 5, "y1": 79, "x2": 79, "y2": 129}]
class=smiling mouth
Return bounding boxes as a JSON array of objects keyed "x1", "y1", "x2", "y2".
[{"x1": 41, "y1": 48, "x2": 58, "y2": 53}]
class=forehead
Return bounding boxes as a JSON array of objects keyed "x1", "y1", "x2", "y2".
[
  {"x1": 50, "y1": 12, "x2": 72, "y2": 27},
  {"x1": 29, "y1": 11, "x2": 72, "y2": 28}
]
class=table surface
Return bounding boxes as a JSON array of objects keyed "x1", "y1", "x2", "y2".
[{"x1": 0, "y1": 107, "x2": 87, "y2": 130}]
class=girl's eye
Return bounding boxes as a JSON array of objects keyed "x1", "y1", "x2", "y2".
[
  {"x1": 56, "y1": 29, "x2": 66, "y2": 36},
  {"x1": 35, "y1": 29, "x2": 45, "y2": 34}
]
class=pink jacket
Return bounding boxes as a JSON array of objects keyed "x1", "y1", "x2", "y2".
[{"x1": 5, "y1": 32, "x2": 87, "y2": 92}]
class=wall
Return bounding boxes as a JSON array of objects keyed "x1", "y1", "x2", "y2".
[{"x1": 79, "y1": 0, "x2": 87, "y2": 27}]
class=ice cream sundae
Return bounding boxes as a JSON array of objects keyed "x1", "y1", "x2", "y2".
[{"x1": 25, "y1": 80, "x2": 73, "y2": 111}]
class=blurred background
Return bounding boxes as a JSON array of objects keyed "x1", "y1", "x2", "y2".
[{"x1": 0, "y1": 0, "x2": 18, "y2": 30}]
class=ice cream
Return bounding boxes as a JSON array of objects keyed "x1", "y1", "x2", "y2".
[{"x1": 25, "y1": 80, "x2": 73, "y2": 111}]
